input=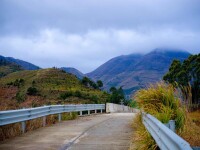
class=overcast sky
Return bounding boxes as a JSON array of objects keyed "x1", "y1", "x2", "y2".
[{"x1": 0, "y1": 0, "x2": 200, "y2": 73}]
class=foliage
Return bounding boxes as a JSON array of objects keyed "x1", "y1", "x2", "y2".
[
  {"x1": 0, "y1": 58, "x2": 23, "y2": 77},
  {"x1": 59, "y1": 91, "x2": 73, "y2": 99},
  {"x1": 178, "y1": 110, "x2": 200, "y2": 146},
  {"x1": 16, "y1": 92, "x2": 25, "y2": 103},
  {"x1": 7, "y1": 78, "x2": 24, "y2": 87},
  {"x1": 163, "y1": 54, "x2": 200, "y2": 105},
  {"x1": 130, "y1": 113, "x2": 158, "y2": 150},
  {"x1": 81, "y1": 77, "x2": 103, "y2": 89},
  {"x1": 62, "y1": 112, "x2": 78, "y2": 120},
  {"x1": 131, "y1": 82, "x2": 187, "y2": 149},
  {"x1": 97, "y1": 80, "x2": 103, "y2": 88},
  {"x1": 109, "y1": 86, "x2": 125, "y2": 104},
  {"x1": 134, "y1": 82, "x2": 186, "y2": 129},
  {"x1": 81, "y1": 76, "x2": 90, "y2": 86},
  {"x1": 128, "y1": 100, "x2": 138, "y2": 108},
  {"x1": 27, "y1": 87, "x2": 38, "y2": 96},
  {"x1": 0, "y1": 68, "x2": 109, "y2": 110}
]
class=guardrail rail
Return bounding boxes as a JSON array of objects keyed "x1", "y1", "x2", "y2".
[
  {"x1": 0, "y1": 104, "x2": 105, "y2": 133},
  {"x1": 142, "y1": 112, "x2": 192, "y2": 150}
]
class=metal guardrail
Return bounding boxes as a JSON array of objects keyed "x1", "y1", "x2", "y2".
[
  {"x1": 0, "y1": 104, "x2": 105, "y2": 132},
  {"x1": 142, "y1": 113, "x2": 192, "y2": 150}
]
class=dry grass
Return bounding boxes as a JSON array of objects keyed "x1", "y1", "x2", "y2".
[
  {"x1": 130, "y1": 82, "x2": 200, "y2": 149},
  {"x1": 179, "y1": 110, "x2": 200, "y2": 146},
  {"x1": 130, "y1": 82, "x2": 187, "y2": 149},
  {"x1": 134, "y1": 82, "x2": 185, "y2": 130},
  {"x1": 130, "y1": 113, "x2": 158, "y2": 150}
]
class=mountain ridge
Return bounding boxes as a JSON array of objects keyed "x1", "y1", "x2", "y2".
[
  {"x1": 87, "y1": 48, "x2": 191, "y2": 96},
  {"x1": 60, "y1": 67, "x2": 84, "y2": 79},
  {"x1": 5, "y1": 56, "x2": 40, "y2": 70}
]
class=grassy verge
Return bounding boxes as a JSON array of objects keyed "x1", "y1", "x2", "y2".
[
  {"x1": 130, "y1": 82, "x2": 187, "y2": 150},
  {"x1": 178, "y1": 110, "x2": 200, "y2": 146},
  {"x1": 130, "y1": 113, "x2": 158, "y2": 150}
]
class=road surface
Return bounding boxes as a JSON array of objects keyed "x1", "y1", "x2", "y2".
[{"x1": 0, "y1": 113, "x2": 135, "y2": 150}]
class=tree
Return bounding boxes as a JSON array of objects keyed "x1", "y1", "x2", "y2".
[
  {"x1": 97, "y1": 80, "x2": 103, "y2": 88},
  {"x1": 27, "y1": 87, "x2": 38, "y2": 96},
  {"x1": 163, "y1": 54, "x2": 200, "y2": 105},
  {"x1": 81, "y1": 76, "x2": 99, "y2": 89},
  {"x1": 89, "y1": 80, "x2": 97, "y2": 89},
  {"x1": 81, "y1": 77, "x2": 90, "y2": 86},
  {"x1": 109, "y1": 86, "x2": 125, "y2": 104}
]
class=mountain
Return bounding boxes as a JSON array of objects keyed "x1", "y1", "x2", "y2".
[
  {"x1": 0, "y1": 56, "x2": 23, "y2": 77},
  {"x1": 87, "y1": 54, "x2": 142, "y2": 80},
  {"x1": 5, "y1": 56, "x2": 40, "y2": 70},
  {"x1": 60, "y1": 67, "x2": 84, "y2": 79},
  {"x1": 87, "y1": 48, "x2": 191, "y2": 97},
  {"x1": 0, "y1": 68, "x2": 109, "y2": 110}
]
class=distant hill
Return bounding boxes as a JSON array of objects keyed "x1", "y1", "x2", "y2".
[
  {"x1": 0, "y1": 56, "x2": 23, "y2": 77},
  {"x1": 0, "y1": 68, "x2": 109, "y2": 110},
  {"x1": 87, "y1": 48, "x2": 191, "y2": 96},
  {"x1": 4, "y1": 56, "x2": 40, "y2": 70},
  {"x1": 87, "y1": 54, "x2": 142, "y2": 79},
  {"x1": 60, "y1": 67, "x2": 84, "y2": 79}
]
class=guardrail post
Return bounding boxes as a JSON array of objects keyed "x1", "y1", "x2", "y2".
[
  {"x1": 100, "y1": 109, "x2": 103, "y2": 113},
  {"x1": 21, "y1": 121, "x2": 26, "y2": 133},
  {"x1": 169, "y1": 120, "x2": 175, "y2": 132},
  {"x1": 80, "y1": 111, "x2": 82, "y2": 116},
  {"x1": 43, "y1": 116, "x2": 46, "y2": 127},
  {"x1": 88, "y1": 110, "x2": 90, "y2": 115},
  {"x1": 95, "y1": 109, "x2": 97, "y2": 114},
  {"x1": 58, "y1": 114, "x2": 61, "y2": 122}
]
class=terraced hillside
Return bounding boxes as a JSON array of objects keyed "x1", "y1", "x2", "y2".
[
  {"x1": 0, "y1": 56, "x2": 23, "y2": 77},
  {"x1": 0, "y1": 68, "x2": 109, "y2": 110}
]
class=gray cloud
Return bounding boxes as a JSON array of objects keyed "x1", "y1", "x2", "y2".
[{"x1": 0, "y1": 0, "x2": 200, "y2": 73}]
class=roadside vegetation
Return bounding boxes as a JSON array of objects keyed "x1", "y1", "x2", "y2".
[
  {"x1": 0, "y1": 68, "x2": 109, "y2": 110},
  {"x1": 163, "y1": 53, "x2": 200, "y2": 110},
  {"x1": 130, "y1": 54, "x2": 200, "y2": 149},
  {"x1": 0, "y1": 68, "x2": 109, "y2": 141},
  {"x1": 130, "y1": 82, "x2": 186, "y2": 149}
]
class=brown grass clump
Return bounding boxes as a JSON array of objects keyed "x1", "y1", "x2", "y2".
[
  {"x1": 179, "y1": 111, "x2": 200, "y2": 146},
  {"x1": 130, "y1": 113, "x2": 158, "y2": 150},
  {"x1": 130, "y1": 82, "x2": 187, "y2": 149},
  {"x1": 134, "y1": 82, "x2": 186, "y2": 130}
]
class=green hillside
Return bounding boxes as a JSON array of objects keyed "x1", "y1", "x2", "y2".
[
  {"x1": 0, "y1": 68, "x2": 109, "y2": 110},
  {"x1": 0, "y1": 57, "x2": 23, "y2": 77}
]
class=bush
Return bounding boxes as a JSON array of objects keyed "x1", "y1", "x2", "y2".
[
  {"x1": 16, "y1": 92, "x2": 25, "y2": 103},
  {"x1": 7, "y1": 79, "x2": 24, "y2": 87},
  {"x1": 131, "y1": 82, "x2": 186, "y2": 149},
  {"x1": 128, "y1": 100, "x2": 138, "y2": 108},
  {"x1": 134, "y1": 82, "x2": 185, "y2": 127},
  {"x1": 130, "y1": 113, "x2": 158, "y2": 150},
  {"x1": 74, "y1": 90, "x2": 82, "y2": 97},
  {"x1": 27, "y1": 87, "x2": 38, "y2": 96},
  {"x1": 59, "y1": 91, "x2": 73, "y2": 100}
]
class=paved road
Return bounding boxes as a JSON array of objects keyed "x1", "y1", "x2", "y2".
[{"x1": 0, "y1": 113, "x2": 135, "y2": 150}]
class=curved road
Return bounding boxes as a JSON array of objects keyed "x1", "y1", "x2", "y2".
[{"x1": 0, "y1": 113, "x2": 135, "y2": 150}]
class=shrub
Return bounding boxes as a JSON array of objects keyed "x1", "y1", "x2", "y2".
[
  {"x1": 74, "y1": 90, "x2": 82, "y2": 97},
  {"x1": 130, "y1": 82, "x2": 186, "y2": 149},
  {"x1": 59, "y1": 91, "x2": 73, "y2": 100},
  {"x1": 130, "y1": 113, "x2": 158, "y2": 150},
  {"x1": 128, "y1": 100, "x2": 138, "y2": 108},
  {"x1": 16, "y1": 92, "x2": 25, "y2": 103},
  {"x1": 27, "y1": 87, "x2": 38, "y2": 96},
  {"x1": 7, "y1": 79, "x2": 24, "y2": 87},
  {"x1": 134, "y1": 82, "x2": 185, "y2": 128}
]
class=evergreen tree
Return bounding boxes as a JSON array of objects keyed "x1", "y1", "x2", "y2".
[{"x1": 163, "y1": 54, "x2": 200, "y2": 104}]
